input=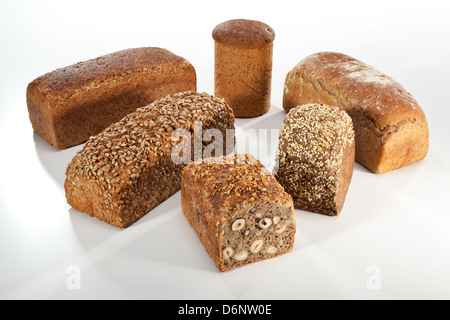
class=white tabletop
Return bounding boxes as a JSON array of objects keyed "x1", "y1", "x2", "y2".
[{"x1": 1, "y1": 0, "x2": 449, "y2": 300}]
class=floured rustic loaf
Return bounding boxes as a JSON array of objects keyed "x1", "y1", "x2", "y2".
[
  {"x1": 283, "y1": 51, "x2": 429, "y2": 173},
  {"x1": 213, "y1": 19, "x2": 275, "y2": 118},
  {"x1": 181, "y1": 154, "x2": 296, "y2": 272},
  {"x1": 65, "y1": 92, "x2": 235, "y2": 228},
  {"x1": 274, "y1": 103, "x2": 355, "y2": 216},
  {"x1": 27, "y1": 47, "x2": 197, "y2": 149}
]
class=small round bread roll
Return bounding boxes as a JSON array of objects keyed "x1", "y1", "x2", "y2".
[{"x1": 212, "y1": 19, "x2": 275, "y2": 118}]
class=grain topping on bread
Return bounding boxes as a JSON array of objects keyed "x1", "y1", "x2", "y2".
[{"x1": 65, "y1": 91, "x2": 235, "y2": 228}]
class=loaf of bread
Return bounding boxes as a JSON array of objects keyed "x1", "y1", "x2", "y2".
[
  {"x1": 181, "y1": 153, "x2": 296, "y2": 272},
  {"x1": 213, "y1": 19, "x2": 275, "y2": 118},
  {"x1": 274, "y1": 103, "x2": 355, "y2": 216},
  {"x1": 27, "y1": 47, "x2": 197, "y2": 149},
  {"x1": 65, "y1": 92, "x2": 235, "y2": 228},
  {"x1": 283, "y1": 52, "x2": 429, "y2": 173}
]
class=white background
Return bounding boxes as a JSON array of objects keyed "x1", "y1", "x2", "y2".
[{"x1": 1, "y1": 0, "x2": 450, "y2": 300}]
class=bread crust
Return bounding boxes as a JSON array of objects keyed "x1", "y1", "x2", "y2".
[
  {"x1": 27, "y1": 47, "x2": 197, "y2": 149},
  {"x1": 212, "y1": 19, "x2": 275, "y2": 48},
  {"x1": 275, "y1": 104, "x2": 355, "y2": 215},
  {"x1": 283, "y1": 52, "x2": 429, "y2": 173},
  {"x1": 64, "y1": 92, "x2": 235, "y2": 228},
  {"x1": 213, "y1": 19, "x2": 274, "y2": 118},
  {"x1": 181, "y1": 154, "x2": 295, "y2": 272}
]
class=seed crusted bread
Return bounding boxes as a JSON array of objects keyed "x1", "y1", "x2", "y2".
[
  {"x1": 274, "y1": 103, "x2": 355, "y2": 216},
  {"x1": 283, "y1": 51, "x2": 428, "y2": 173},
  {"x1": 181, "y1": 153, "x2": 296, "y2": 272},
  {"x1": 27, "y1": 47, "x2": 197, "y2": 149},
  {"x1": 65, "y1": 91, "x2": 235, "y2": 228}
]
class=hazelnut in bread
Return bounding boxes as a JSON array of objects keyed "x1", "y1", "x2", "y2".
[
  {"x1": 274, "y1": 103, "x2": 355, "y2": 216},
  {"x1": 27, "y1": 47, "x2": 196, "y2": 149},
  {"x1": 64, "y1": 92, "x2": 235, "y2": 228},
  {"x1": 283, "y1": 51, "x2": 428, "y2": 173},
  {"x1": 181, "y1": 154, "x2": 296, "y2": 272},
  {"x1": 213, "y1": 19, "x2": 275, "y2": 118}
]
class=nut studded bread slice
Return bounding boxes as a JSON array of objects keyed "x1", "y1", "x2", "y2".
[
  {"x1": 283, "y1": 52, "x2": 429, "y2": 173},
  {"x1": 181, "y1": 154, "x2": 296, "y2": 272},
  {"x1": 65, "y1": 92, "x2": 235, "y2": 228},
  {"x1": 27, "y1": 47, "x2": 196, "y2": 149},
  {"x1": 274, "y1": 103, "x2": 355, "y2": 216}
]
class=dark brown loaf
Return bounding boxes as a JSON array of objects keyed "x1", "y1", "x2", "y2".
[
  {"x1": 274, "y1": 103, "x2": 355, "y2": 216},
  {"x1": 283, "y1": 52, "x2": 429, "y2": 173},
  {"x1": 181, "y1": 154, "x2": 296, "y2": 272},
  {"x1": 27, "y1": 47, "x2": 197, "y2": 149},
  {"x1": 213, "y1": 19, "x2": 275, "y2": 118},
  {"x1": 64, "y1": 92, "x2": 235, "y2": 228}
]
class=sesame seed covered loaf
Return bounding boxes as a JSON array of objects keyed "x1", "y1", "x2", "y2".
[
  {"x1": 213, "y1": 19, "x2": 275, "y2": 118},
  {"x1": 65, "y1": 91, "x2": 235, "y2": 228},
  {"x1": 27, "y1": 47, "x2": 197, "y2": 149},
  {"x1": 283, "y1": 52, "x2": 429, "y2": 173},
  {"x1": 274, "y1": 103, "x2": 355, "y2": 216},
  {"x1": 181, "y1": 154, "x2": 296, "y2": 272}
]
